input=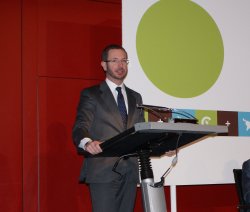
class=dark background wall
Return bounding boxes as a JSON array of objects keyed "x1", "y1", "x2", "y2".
[{"x1": 0, "y1": 0, "x2": 238, "y2": 211}]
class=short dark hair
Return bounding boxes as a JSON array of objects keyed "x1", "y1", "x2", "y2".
[{"x1": 101, "y1": 44, "x2": 127, "y2": 61}]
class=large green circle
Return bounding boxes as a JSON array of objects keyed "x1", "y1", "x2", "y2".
[{"x1": 136, "y1": 0, "x2": 224, "y2": 98}]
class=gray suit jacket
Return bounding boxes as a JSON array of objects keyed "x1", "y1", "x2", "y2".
[{"x1": 72, "y1": 81, "x2": 145, "y2": 183}]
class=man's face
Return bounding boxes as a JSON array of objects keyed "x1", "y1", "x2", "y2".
[{"x1": 101, "y1": 49, "x2": 128, "y2": 85}]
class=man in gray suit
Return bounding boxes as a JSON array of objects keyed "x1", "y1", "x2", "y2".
[{"x1": 72, "y1": 44, "x2": 145, "y2": 212}]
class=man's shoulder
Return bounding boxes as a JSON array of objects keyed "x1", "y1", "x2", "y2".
[
  {"x1": 82, "y1": 81, "x2": 106, "y2": 93},
  {"x1": 243, "y1": 159, "x2": 250, "y2": 171},
  {"x1": 125, "y1": 86, "x2": 142, "y2": 97}
]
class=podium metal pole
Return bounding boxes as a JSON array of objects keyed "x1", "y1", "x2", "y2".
[{"x1": 138, "y1": 150, "x2": 167, "y2": 212}]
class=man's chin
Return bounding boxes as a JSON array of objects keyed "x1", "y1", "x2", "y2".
[{"x1": 115, "y1": 74, "x2": 127, "y2": 80}]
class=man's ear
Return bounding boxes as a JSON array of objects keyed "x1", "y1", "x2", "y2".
[{"x1": 101, "y1": 61, "x2": 107, "y2": 71}]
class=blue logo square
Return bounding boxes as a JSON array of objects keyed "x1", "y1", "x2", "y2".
[
  {"x1": 172, "y1": 109, "x2": 196, "y2": 120},
  {"x1": 238, "y1": 112, "x2": 250, "y2": 136}
]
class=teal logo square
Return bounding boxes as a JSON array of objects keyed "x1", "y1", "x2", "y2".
[
  {"x1": 238, "y1": 112, "x2": 250, "y2": 136},
  {"x1": 172, "y1": 109, "x2": 196, "y2": 120}
]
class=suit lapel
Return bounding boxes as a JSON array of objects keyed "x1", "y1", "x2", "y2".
[
  {"x1": 99, "y1": 81, "x2": 124, "y2": 129},
  {"x1": 126, "y1": 87, "x2": 136, "y2": 129}
]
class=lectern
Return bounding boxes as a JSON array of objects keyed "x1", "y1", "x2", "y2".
[{"x1": 98, "y1": 122, "x2": 228, "y2": 212}]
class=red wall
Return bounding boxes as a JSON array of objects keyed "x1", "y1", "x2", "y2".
[
  {"x1": 0, "y1": 0, "x2": 22, "y2": 211},
  {"x1": 0, "y1": 0, "x2": 239, "y2": 211}
]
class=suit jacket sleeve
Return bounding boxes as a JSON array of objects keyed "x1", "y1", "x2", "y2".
[{"x1": 72, "y1": 88, "x2": 96, "y2": 153}]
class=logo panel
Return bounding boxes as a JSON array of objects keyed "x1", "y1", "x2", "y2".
[
  {"x1": 238, "y1": 112, "x2": 250, "y2": 136},
  {"x1": 195, "y1": 110, "x2": 217, "y2": 126},
  {"x1": 217, "y1": 111, "x2": 238, "y2": 136}
]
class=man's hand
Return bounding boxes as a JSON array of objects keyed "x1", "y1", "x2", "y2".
[{"x1": 85, "y1": 141, "x2": 103, "y2": 155}]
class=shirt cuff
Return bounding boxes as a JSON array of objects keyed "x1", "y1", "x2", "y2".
[{"x1": 78, "y1": 137, "x2": 92, "y2": 150}]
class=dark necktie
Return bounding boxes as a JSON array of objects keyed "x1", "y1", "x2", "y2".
[{"x1": 116, "y1": 87, "x2": 128, "y2": 128}]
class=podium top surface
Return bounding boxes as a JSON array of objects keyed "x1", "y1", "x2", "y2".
[
  {"x1": 97, "y1": 122, "x2": 228, "y2": 157},
  {"x1": 133, "y1": 122, "x2": 228, "y2": 134}
]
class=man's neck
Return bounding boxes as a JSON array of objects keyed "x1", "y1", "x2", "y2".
[{"x1": 106, "y1": 77, "x2": 123, "y2": 86}]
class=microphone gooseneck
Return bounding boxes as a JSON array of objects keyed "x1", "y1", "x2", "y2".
[{"x1": 136, "y1": 104, "x2": 170, "y2": 122}]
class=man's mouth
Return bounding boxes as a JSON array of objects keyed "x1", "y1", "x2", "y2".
[{"x1": 116, "y1": 68, "x2": 125, "y2": 74}]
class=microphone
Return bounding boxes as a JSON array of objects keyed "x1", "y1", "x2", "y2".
[
  {"x1": 136, "y1": 104, "x2": 171, "y2": 122},
  {"x1": 137, "y1": 104, "x2": 172, "y2": 112},
  {"x1": 137, "y1": 104, "x2": 198, "y2": 124}
]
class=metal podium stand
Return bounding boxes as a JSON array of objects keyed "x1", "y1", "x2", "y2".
[{"x1": 97, "y1": 122, "x2": 228, "y2": 212}]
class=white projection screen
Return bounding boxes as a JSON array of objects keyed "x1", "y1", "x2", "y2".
[{"x1": 122, "y1": 0, "x2": 250, "y2": 185}]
